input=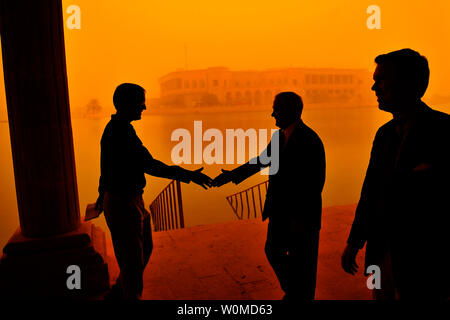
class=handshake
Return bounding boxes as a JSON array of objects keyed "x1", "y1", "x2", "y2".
[{"x1": 188, "y1": 168, "x2": 235, "y2": 190}]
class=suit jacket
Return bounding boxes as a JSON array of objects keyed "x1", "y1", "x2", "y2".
[
  {"x1": 231, "y1": 120, "x2": 326, "y2": 230},
  {"x1": 347, "y1": 103, "x2": 450, "y2": 274}
]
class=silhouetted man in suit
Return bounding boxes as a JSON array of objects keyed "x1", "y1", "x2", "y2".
[
  {"x1": 95, "y1": 83, "x2": 212, "y2": 300},
  {"x1": 342, "y1": 49, "x2": 449, "y2": 300},
  {"x1": 214, "y1": 92, "x2": 326, "y2": 300}
]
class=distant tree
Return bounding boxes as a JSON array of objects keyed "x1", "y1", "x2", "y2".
[{"x1": 84, "y1": 99, "x2": 102, "y2": 116}]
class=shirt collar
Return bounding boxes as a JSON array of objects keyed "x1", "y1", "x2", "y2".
[{"x1": 282, "y1": 119, "x2": 302, "y2": 142}]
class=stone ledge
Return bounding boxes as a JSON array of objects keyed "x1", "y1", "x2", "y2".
[
  {"x1": 3, "y1": 222, "x2": 93, "y2": 256},
  {"x1": 0, "y1": 222, "x2": 110, "y2": 298}
]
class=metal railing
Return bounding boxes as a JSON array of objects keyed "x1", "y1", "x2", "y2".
[
  {"x1": 226, "y1": 180, "x2": 269, "y2": 220},
  {"x1": 149, "y1": 180, "x2": 184, "y2": 232}
]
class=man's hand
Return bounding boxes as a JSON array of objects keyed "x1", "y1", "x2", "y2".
[
  {"x1": 341, "y1": 244, "x2": 360, "y2": 275},
  {"x1": 94, "y1": 193, "x2": 104, "y2": 213},
  {"x1": 190, "y1": 167, "x2": 213, "y2": 189},
  {"x1": 212, "y1": 169, "x2": 234, "y2": 187}
]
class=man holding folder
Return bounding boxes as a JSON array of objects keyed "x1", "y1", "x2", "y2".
[{"x1": 94, "y1": 83, "x2": 212, "y2": 300}]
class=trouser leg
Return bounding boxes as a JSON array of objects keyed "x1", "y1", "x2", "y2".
[
  {"x1": 104, "y1": 193, "x2": 146, "y2": 300},
  {"x1": 372, "y1": 249, "x2": 397, "y2": 300},
  {"x1": 142, "y1": 214, "x2": 153, "y2": 268},
  {"x1": 285, "y1": 230, "x2": 320, "y2": 300},
  {"x1": 265, "y1": 240, "x2": 289, "y2": 293},
  {"x1": 265, "y1": 218, "x2": 289, "y2": 293},
  {"x1": 265, "y1": 218, "x2": 320, "y2": 300}
]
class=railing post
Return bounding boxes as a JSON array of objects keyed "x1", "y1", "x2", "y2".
[
  {"x1": 176, "y1": 180, "x2": 184, "y2": 229},
  {"x1": 163, "y1": 190, "x2": 169, "y2": 230},
  {"x1": 168, "y1": 183, "x2": 175, "y2": 229},
  {"x1": 251, "y1": 188, "x2": 257, "y2": 218},
  {"x1": 257, "y1": 184, "x2": 263, "y2": 213},
  {"x1": 225, "y1": 180, "x2": 269, "y2": 220},
  {"x1": 239, "y1": 193, "x2": 244, "y2": 219},
  {"x1": 150, "y1": 180, "x2": 185, "y2": 232}
]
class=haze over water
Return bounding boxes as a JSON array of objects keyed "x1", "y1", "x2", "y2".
[
  {"x1": 1, "y1": 102, "x2": 448, "y2": 250},
  {"x1": 1, "y1": 0, "x2": 450, "y2": 248}
]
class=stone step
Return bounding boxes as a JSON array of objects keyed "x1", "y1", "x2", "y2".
[{"x1": 105, "y1": 204, "x2": 372, "y2": 300}]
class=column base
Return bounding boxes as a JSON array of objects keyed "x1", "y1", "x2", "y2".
[{"x1": 0, "y1": 222, "x2": 110, "y2": 299}]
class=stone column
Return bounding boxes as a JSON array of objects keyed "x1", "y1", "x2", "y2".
[
  {"x1": 0, "y1": 0, "x2": 109, "y2": 298},
  {"x1": 0, "y1": 0, "x2": 80, "y2": 237}
]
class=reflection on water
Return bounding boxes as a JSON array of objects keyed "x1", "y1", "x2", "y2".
[{"x1": 1, "y1": 104, "x2": 447, "y2": 249}]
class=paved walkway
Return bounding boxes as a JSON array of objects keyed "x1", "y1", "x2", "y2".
[{"x1": 105, "y1": 205, "x2": 372, "y2": 300}]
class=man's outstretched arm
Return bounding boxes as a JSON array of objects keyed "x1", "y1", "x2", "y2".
[
  {"x1": 213, "y1": 139, "x2": 274, "y2": 187},
  {"x1": 142, "y1": 148, "x2": 212, "y2": 189}
]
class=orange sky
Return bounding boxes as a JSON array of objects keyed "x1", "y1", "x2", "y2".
[{"x1": 1, "y1": 0, "x2": 450, "y2": 116}]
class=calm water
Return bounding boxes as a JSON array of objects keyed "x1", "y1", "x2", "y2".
[{"x1": 2, "y1": 104, "x2": 447, "y2": 249}]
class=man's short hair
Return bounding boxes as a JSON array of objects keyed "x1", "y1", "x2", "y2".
[
  {"x1": 375, "y1": 49, "x2": 430, "y2": 98},
  {"x1": 113, "y1": 83, "x2": 146, "y2": 112},
  {"x1": 274, "y1": 92, "x2": 303, "y2": 116}
]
